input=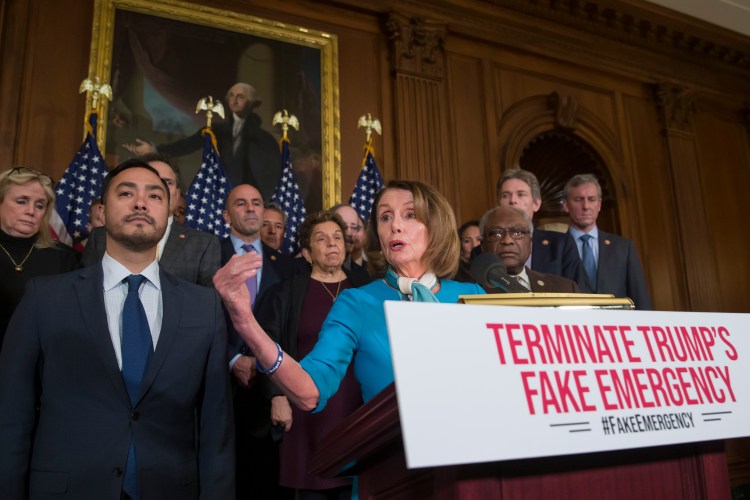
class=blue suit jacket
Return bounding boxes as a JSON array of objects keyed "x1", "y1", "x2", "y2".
[
  {"x1": 0, "y1": 265, "x2": 234, "y2": 499},
  {"x1": 531, "y1": 228, "x2": 587, "y2": 290},
  {"x1": 578, "y1": 229, "x2": 652, "y2": 310}
]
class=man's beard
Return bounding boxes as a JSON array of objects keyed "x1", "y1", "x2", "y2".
[{"x1": 108, "y1": 213, "x2": 166, "y2": 252}]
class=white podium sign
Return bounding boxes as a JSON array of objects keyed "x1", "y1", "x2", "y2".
[{"x1": 384, "y1": 302, "x2": 750, "y2": 469}]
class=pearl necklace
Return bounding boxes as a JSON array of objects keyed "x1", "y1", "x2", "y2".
[{"x1": 0, "y1": 241, "x2": 34, "y2": 272}]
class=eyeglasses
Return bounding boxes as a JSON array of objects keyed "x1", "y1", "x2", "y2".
[
  {"x1": 9, "y1": 167, "x2": 54, "y2": 187},
  {"x1": 485, "y1": 227, "x2": 531, "y2": 241},
  {"x1": 346, "y1": 224, "x2": 363, "y2": 233}
]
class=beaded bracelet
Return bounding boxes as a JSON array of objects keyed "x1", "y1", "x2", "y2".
[{"x1": 256, "y1": 342, "x2": 284, "y2": 375}]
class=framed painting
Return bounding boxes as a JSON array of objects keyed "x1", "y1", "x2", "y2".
[{"x1": 87, "y1": 0, "x2": 340, "y2": 210}]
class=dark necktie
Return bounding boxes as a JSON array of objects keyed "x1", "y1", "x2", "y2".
[
  {"x1": 580, "y1": 234, "x2": 597, "y2": 291},
  {"x1": 121, "y1": 274, "x2": 153, "y2": 500},
  {"x1": 241, "y1": 244, "x2": 258, "y2": 308}
]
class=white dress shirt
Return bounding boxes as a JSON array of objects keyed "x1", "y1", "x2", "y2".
[{"x1": 102, "y1": 253, "x2": 163, "y2": 370}]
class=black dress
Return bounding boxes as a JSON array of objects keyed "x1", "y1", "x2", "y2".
[{"x1": 0, "y1": 230, "x2": 78, "y2": 350}]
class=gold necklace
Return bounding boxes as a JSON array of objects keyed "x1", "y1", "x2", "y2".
[
  {"x1": 319, "y1": 278, "x2": 343, "y2": 302},
  {"x1": 0, "y1": 241, "x2": 34, "y2": 272}
]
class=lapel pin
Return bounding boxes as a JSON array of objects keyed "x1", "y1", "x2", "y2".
[
  {"x1": 179, "y1": 234, "x2": 186, "y2": 239},
  {"x1": 604, "y1": 239, "x2": 611, "y2": 245},
  {"x1": 542, "y1": 239, "x2": 549, "y2": 246},
  {"x1": 270, "y1": 255, "x2": 277, "y2": 261},
  {"x1": 537, "y1": 280, "x2": 545, "y2": 287}
]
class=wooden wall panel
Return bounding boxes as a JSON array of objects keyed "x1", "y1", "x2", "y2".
[
  {"x1": 446, "y1": 53, "x2": 492, "y2": 223},
  {"x1": 495, "y1": 68, "x2": 618, "y2": 134},
  {"x1": 622, "y1": 93, "x2": 685, "y2": 312},
  {"x1": 693, "y1": 112, "x2": 750, "y2": 312},
  {"x1": 14, "y1": 0, "x2": 92, "y2": 179},
  {"x1": 332, "y1": 26, "x2": 385, "y2": 204}
]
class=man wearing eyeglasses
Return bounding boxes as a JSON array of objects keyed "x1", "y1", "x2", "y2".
[
  {"x1": 333, "y1": 204, "x2": 371, "y2": 281},
  {"x1": 479, "y1": 206, "x2": 580, "y2": 293}
]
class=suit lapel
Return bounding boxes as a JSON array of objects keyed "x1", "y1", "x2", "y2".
[
  {"x1": 258, "y1": 246, "x2": 280, "y2": 298},
  {"x1": 138, "y1": 270, "x2": 181, "y2": 405},
  {"x1": 596, "y1": 230, "x2": 612, "y2": 289},
  {"x1": 74, "y1": 265, "x2": 130, "y2": 402},
  {"x1": 159, "y1": 224, "x2": 186, "y2": 269}
]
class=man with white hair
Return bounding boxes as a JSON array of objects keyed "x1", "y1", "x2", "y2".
[{"x1": 123, "y1": 82, "x2": 281, "y2": 200}]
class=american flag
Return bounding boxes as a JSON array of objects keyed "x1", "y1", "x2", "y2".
[
  {"x1": 185, "y1": 128, "x2": 232, "y2": 238},
  {"x1": 50, "y1": 112, "x2": 108, "y2": 250},
  {"x1": 271, "y1": 137, "x2": 307, "y2": 255},
  {"x1": 348, "y1": 139, "x2": 384, "y2": 223}
]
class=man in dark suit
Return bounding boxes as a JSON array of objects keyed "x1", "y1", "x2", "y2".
[
  {"x1": 124, "y1": 83, "x2": 281, "y2": 201},
  {"x1": 479, "y1": 206, "x2": 580, "y2": 293},
  {"x1": 563, "y1": 174, "x2": 651, "y2": 309},
  {"x1": 496, "y1": 168, "x2": 587, "y2": 290},
  {"x1": 83, "y1": 154, "x2": 220, "y2": 287},
  {"x1": 0, "y1": 159, "x2": 234, "y2": 499},
  {"x1": 221, "y1": 183, "x2": 294, "y2": 499}
]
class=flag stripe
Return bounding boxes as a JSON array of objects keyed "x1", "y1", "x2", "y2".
[
  {"x1": 271, "y1": 137, "x2": 307, "y2": 255},
  {"x1": 53, "y1": 112, "x2": 108, "y2": 248},
  {"x1": 348, "y1": 139, "x2": 385, "y2": 224},
  {"x1": 185, "y1": 128, "x2": 233, "y2": 238}
]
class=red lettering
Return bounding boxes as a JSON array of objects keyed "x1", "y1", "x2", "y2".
[
  {"x1": 523, "y1": 324, "x2": 546, "y2": 364},
  {"x1": 506, "y1": 324, "x2": 527, "y2": 364},
  {"x1": 485, "y1": 323, "x2": 507, "y2": 364},
  {"x1": 715, "y1": 365, "x2": 736, "y2": 402},
  {"x1": 637, "y1": 326, "x2": 657, "y2": 361},
  {"x1": 619, "y1": 326, "x2": 640, "y2": 362},
  {"x1": 645, "y1": 368, "x2": 667, "y2": 406},
  {"x1": 651, "y1": 326, "x2": 674, "y2": 362},
  {"x1": 520, "y1": 371, "x2": 539, "y2": 414},
  {"x1": 595, "y1": 370, "x2": 618, "y2": 410},
  {"x1": 699, "y1": 327, "x2": 716, "y2": 358},
  {"x1": 718, "y1": 327, "x2": 738, "y2": 360}
]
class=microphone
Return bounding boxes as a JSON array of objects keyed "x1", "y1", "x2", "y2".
[{"x1": 469, "y1": 252, "x2": 529, "y2": 293}]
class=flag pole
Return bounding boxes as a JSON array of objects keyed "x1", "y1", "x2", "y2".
[
  {"x1": 270, "y1": 110, "x2": 307, "y2": 255},
  {"x1": 349, "y1": 114, "x2": 385, "y2": 223}
]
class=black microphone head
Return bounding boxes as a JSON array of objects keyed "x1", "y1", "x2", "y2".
[{"x1": 469, "y1": 252, "x2": 508, "y2": 288}]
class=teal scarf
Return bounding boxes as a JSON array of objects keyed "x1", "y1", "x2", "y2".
[{"x1": 385, "y1": 267, "x2": 439, "y2": 303}]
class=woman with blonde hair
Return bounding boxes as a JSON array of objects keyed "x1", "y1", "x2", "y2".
[{"x1": 0, "y1": 167, "x2": 78, "y2": 348}]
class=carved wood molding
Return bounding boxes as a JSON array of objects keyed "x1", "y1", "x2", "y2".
[
  {"x1": 481, "y1": 0, "x2": 750, "y2": 72},
  {"x1": 654, "y1": 83, "x2": 697, "y2": 132},
  {"x1": 385, "y1": 12, "x2": 447, "y2": 80},
  {"x1": 499, "y1": 92, "x2": 622, "y2": 175}
]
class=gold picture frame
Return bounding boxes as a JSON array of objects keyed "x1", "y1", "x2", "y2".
[{"x1": 87, "y1": 0, "x2": 340, "y2": 209}]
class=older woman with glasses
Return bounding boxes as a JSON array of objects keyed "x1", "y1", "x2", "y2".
[
  {"x1": 258, "y1": 210, "x2": 370, "y2": 499},
  {"x1": 0, "y1": 168, "x2": 78, "y2": 348}
]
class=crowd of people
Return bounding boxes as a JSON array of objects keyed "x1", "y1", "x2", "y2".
[{"x1": 0, "y1": 152, "x2": 651, "y2": 499}]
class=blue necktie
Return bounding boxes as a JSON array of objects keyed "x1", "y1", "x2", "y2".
[
  {"x1": 121, "y1": 274, "x2": 153, "y2": 500},
  {"x1": 580, "y1": 234, "x2": 597, "y2": 291},
  {"x1": 241, "y1": 244, "x2": 258, "y2": 308}
]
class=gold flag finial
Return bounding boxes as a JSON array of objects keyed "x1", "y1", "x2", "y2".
[
  {"x1": 272, "y1": 109, "x2": 300, "y2": 140},
  {"x1": 195, "y1": 96, "x2": 225, "y2": 128},
  {"x1": 79, "y1": 76, "x2": 112, "y2": 111},
  {"x1": 357, "y1": 113, "x2": 382, "y2": 142}
]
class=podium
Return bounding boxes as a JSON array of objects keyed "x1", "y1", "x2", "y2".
[{"x1": 310, "y1": 383, "x2": 731, "y2": 499}]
